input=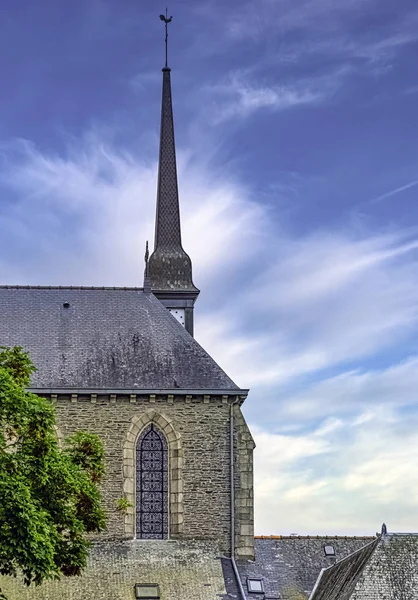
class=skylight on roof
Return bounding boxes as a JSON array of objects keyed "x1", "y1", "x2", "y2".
[
  {"x1": 134, "y1": 583, "x2": 160, "y2": 599},
  {"x1": 324, "y1": 544, "x2": 335, "y2": 556},
  {"x1": 247, "y1": 578, "x2": 264, "y2": 594}
]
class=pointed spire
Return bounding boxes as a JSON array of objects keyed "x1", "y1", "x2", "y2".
[
  {"x1": 148, "y1": 22, "x2": 198, "y2": 295},
  {"x1": 148, "y1": 15, "x2": 199, "y2": 335}
]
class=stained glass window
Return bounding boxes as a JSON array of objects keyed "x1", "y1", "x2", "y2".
[{"x1": 136, "y1": 424, "x2": 168, "y2": 539}]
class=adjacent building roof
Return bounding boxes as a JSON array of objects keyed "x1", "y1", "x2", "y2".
[
  {"x1": 0, "y1": 286, "x2": 239, "y2": 392},
  {"x1": 0, "y1": 537, "x2": 379, "y2": 600},
  {"x1": 309, "y1": 532, "x2": 418, "y2": 600},
  {"x1": 308, "y1": 538, "x2": 378, "y2": 600},
  {"x1": 223, "y1": 536, "x2": 375, "y2": 599}
]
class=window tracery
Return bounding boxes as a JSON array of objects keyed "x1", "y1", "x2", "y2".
[{"x1": 136, "y1": 423, "x2": 168, "y2": 539}]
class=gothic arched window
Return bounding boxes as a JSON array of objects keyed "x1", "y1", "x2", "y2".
[{"x1": 136, "y1": 423, "x2": 168, "y2": 539}]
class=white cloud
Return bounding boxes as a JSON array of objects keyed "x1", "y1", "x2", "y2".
[
  {"x1": 279, "y1": 357, "x2": 418, "y2": 421},
  {"x1": 253, "y1": 403, "x2": 418, "y2": 535},
  {"x1": 197, "y1": 227, "x2": 418, "y2": 388}
]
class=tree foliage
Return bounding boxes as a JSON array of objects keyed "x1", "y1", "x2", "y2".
[{"x1": 0, "y1": 347, "x2": 106, "y2": 595}]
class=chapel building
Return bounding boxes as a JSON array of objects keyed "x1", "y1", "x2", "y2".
[{"x1": 0, "y1": 36, "x2": 255, "y2": 600}]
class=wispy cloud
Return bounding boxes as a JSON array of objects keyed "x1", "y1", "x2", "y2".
[
  {"x1": 370, "y1": 180, "x2": 418, "y2": 204},
  {"x1": 279, "y1": 357, "x2": 418, "y2": 422},
  {"x1": 199, "y1": 229, "x2": 418, "y2": 388},
  {"x1": 205, "y1": 69, "x2": 345, "y2": 122},
  {"x1": 210, "y1": 0, "x2": 418, "y2": 93},
  {"x1": 222, "y1": 0, "x2": 418, "y2": 54}
]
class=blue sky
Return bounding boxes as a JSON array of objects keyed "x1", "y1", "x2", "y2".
[{"x1": 1, "y1": 0, "x2": 418, "y2": 535}]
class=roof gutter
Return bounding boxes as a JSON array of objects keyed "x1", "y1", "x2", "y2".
[{"x1": 230, "y1": 398, "x2": 247, "y2": 600}]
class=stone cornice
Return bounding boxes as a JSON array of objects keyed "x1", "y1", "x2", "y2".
[{"x1": 29, "y1": 387, "x2": 249, "y2": 397}]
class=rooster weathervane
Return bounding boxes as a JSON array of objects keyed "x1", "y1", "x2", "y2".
[{"x1": 159, "y1": 9, "x2": 173, "y2": 68}]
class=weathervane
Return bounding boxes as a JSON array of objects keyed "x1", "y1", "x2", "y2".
[{"x1": 159, "y1": 8, "x2": 173, "y2": 68}]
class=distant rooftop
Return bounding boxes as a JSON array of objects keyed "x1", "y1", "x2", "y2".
[
  {"x1": 310, "y1": 530, "x2": 418, "y2": 600},
  {"x1": 224, "y1": 536, "x2": 375, "y2": 600}
]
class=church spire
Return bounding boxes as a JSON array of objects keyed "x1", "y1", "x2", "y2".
[{"x1": 148, "y1": 14, "x2": 199, "y2": 336}]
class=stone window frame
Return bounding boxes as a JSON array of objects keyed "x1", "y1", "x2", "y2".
[
  {"x1": 123, "y1": 409, "x2": 183, "y2": 538},
  {"x1": 136, "y1": 423, "x2": 169, "y2": 539}
]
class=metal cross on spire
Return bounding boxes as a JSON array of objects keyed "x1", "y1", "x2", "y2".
[{"x1": 159, "y1": 9, "x2": 173, "y2": 68}]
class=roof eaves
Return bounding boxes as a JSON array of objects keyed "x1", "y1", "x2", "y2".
[{"x1": 28, "y1": 387, "x2": 249, "y2": 397}]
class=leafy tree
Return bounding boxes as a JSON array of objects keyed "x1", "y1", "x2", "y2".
[{"x1": 0, "y1": 347, "x2": 105, "y2": 598}]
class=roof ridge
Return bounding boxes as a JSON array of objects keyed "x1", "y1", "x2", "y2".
[
  {"x1": 254, "y1": 535, "x2": 376, "y2": 540},
  {"x1": 0, "y1": 285, "x2": 144, "y2": 291},
  {"x1": 386, "y1": 532, "x2": 418, "y2": 536}
]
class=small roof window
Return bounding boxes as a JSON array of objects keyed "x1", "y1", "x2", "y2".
[
  {"x1": 324, "y1": 544, "x2": 335, "y2": 556},
  {"x1": 134, "y1": 583, "x2": 160, "y2": 599},
  {"x1": 247, "y1": 578, "x2": 264, "y2": 594}
]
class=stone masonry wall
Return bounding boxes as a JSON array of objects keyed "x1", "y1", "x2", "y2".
[
  {"x1": 50, "y1": 393, "x2": 253, "y2": 557},
  {"x1": 234, "y1": 405, "x2": 255, "y2": 559}
]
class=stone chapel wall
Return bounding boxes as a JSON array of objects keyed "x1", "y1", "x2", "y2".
[
  {"x1": 51, "y1": 393, "x2": 253, "y2": 557},
  {"x1": 234, "y1": 405, "x2": 255, "y2": 559}
]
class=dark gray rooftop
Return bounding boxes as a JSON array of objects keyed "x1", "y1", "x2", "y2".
[
  {"x1": 0, "y1": 286, "x2": 239, "y2": 391},
  {"x1": 0, "y1": 535, "x2": 383, "y2": 600},
  {"x1": 309, "y1": 538, "x2": 378, "y2": 600},
  {"x1": 223, "y1": 537, "x2": 376, "y2": 600},
  {"x1": 310, "y1": 532, "x2": 418, "y2": 600}
]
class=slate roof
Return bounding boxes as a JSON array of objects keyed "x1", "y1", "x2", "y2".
[
  {"x1": 223, "y1": 536, "x2": 375, "y2": 599},
  {"x1": 308, "y1": 538, "x2": 378, "y2": 600},
  {"x1": 0, "y1": 537, "x2": 380, "y2": 600},
  {"x1": 310, "y1": 532, "x2": 418, "y2": 600},
  {"x1": 0, "y1": 539, "x2": 228, "y2": 600},
  {"x1": 0, "y1": 286, "x2": 239, "y2": 392}
]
